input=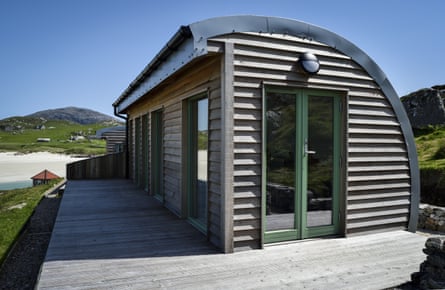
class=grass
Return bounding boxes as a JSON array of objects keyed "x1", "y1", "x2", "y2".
[
  {"x1": 414, "y1": 125, "x2": 445, "y2": 169},
  {"x1": 0, "y1": 118, "x2": 116, "y2": 155},
  {"x1": 414, "y1": 125, "x2": 445, "y2": 205},
  {"x1": 0, "y1": 179, "x2": 62, "y2": 265}
]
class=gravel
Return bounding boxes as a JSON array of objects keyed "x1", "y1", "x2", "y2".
[{"x1": 0, "y1": 196, "x2": 61, "y2": 290}]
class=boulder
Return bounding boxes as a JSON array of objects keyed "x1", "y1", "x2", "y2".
[
  {"x1": 401, "y1": 85, "x2": 445, "y2": 128},
  {"x1": 411, "y1": 236, "x2": 445, "y2": 289}
]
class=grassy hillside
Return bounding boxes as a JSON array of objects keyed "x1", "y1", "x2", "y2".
[
  {"x1": 0, "y1": 117, "x2": 114, "y2": 155},
  {"x1": 415, "y1": 125, "x2": 445, "y2": 168}
]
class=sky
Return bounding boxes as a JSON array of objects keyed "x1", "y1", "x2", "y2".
[{"x1": 0, "y1": 0, "x2": 444, "y2": 119}]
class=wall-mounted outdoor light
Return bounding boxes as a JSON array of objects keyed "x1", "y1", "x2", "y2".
[{"x1": 298, "y1": 52, "x2": 320, "y2": 75}]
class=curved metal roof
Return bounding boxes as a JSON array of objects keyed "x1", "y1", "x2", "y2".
[{"x1": 113, "y1": 15, "x2": 419, "y2": 230}]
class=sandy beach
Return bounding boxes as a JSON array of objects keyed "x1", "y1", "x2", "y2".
[{"x1": 0, "y1": 152, "x2": 86, "y2": 183}]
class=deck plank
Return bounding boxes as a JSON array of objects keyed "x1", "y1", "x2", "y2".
[{"x1": 37, "y1": 179, "x2": 427, "y2": 289}]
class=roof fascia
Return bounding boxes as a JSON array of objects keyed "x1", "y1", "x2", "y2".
[{"x1": 116, "y1": 37, "x2": 195, "y2": 112}]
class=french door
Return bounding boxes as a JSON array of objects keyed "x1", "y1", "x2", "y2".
[{"x1": 264, "y1": 88, "x2": 342, "y2": 243}]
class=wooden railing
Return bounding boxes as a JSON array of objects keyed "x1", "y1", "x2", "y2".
[
  {"x1": 67, "y1": 152, "x2": 127, "y2": 180},
  {"x1": 43, "y1": 179, "x2": 67, "y2": 196}
]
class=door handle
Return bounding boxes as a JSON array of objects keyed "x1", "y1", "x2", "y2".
[{"x1": 304, "y1": 140, "x2": 316, "y2": 156}]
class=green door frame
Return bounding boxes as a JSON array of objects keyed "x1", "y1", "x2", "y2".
[
  {"x1": 142, "y1": 114, "x2": 149, "y2": 192},
  {"x1": 135, "y1": 117, "x2": 141, "y2": 187},
  {"x1": 262, "y1": 87, "x2": 343, "y2": 244},
  {"x1": 151, "y1": 109, "x2": 164, "y2": 202}
]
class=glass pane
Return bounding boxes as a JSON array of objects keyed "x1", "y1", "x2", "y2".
[
  {"x1": 307, "y1": 96, "x2": 334, "y2": 227},
  {"x1": 266, "y1": 92, "x2": 296, "y2": 231},
  {"x1": 191, "y1": 98, "x2": 208, "y2": 226},
  {"x1": 135, "y1": 118, "x2": 141, "y2": 186},
  {"x1": 151, "y1": 110, "x2": 163, "y2": 199}
]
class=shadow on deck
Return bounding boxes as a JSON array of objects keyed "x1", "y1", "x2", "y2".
[
  {"x1": 44, "y1": 179, "x2": 218, "y2": 262},
  {"x1": 38, "y1": 179, "x2": 428, "y2": 289}
]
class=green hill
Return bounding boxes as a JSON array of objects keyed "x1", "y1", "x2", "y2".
[
  {"x1": 0, "y1": 117, "x2": 115, "y2": 155},
  {"x1": 26, "y1": 107, "x2": 119, "y2": 125}
]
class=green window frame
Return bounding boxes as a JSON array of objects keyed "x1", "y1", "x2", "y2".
[
  {"x1": 142, "y1": 114, "x2": 149, "y2": 192},
  {"x1": 186, "y1": 93, "x2": 209, "y2": 234},
  {"x1": 135, "y1": 117, "x2": 142, "y2": 187},
  {"x1": 151, "y1": 109, "x2": 164, "y2": 201}
]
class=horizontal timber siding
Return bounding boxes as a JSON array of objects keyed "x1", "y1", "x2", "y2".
[
  {"x1": 67, "y1": 152, "x2": 127, "y2": 179},
  {"x1": 208, "y1": 85, "x2": 222, "y2": 248},
  {"x1": 126, "y1": 55, "x2": 223, "y2": 247},
  {"x1": 103, "y1": 130, "x2": 126, "y2": 154},
  {"x1": 347, "y1": 94, "x2": 410, "y2": 235},
  {"x1": 163, "y1": 101, "x2": 181, "y2": 213},
  {"x1": 211, "y1": 32, "x2": 412, "y2": 250}
]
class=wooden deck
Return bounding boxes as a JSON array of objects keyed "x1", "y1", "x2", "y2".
[{"x1": 37, "y1": 179, "x2": 427, "y2": 289}]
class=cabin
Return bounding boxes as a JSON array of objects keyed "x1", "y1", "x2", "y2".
[
  {"x1": 96, "y1": 126, "x2": 126, "y2": 153},
  {"x1": 31, "y1": 169, "x2": 60, "y2": 186},
  {"x1": 112, "y1": 15, "x2": 419, "y2": 253}
]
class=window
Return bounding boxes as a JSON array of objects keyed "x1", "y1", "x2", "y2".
[{"x1": 187, "y1": 95, "x2": 209, "y2": 232}]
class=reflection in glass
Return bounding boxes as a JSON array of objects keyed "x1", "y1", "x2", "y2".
[
  {"x1": 265, "y1": 93, "x2": 296, "y2": 231},
  {"x1": 190, "y1": 98, "x2": 208, "y2": 227},
  {"x1": 151, "y1": 110, "x2": 163, "y2": 200},
  {"x1": 307, "y1": 96, "x2": 334, "y2": 227}
]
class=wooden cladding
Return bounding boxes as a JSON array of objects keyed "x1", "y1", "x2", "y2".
[
  {"x1": 125, "y1": 31, "x2": 413, "y2": 253},
  {"x1": 67, "y1": 152, "x2": 127, "y2": 180},
  {"x1": 208, "y1": 32, "x2": 412, "y2": 250}
]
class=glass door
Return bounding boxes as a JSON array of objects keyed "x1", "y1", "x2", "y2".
[
  {"x1": 303, "y1": 94, "x2": 341, "y2": 238},
  {"x1": 264, "y1": 92, "x2": 300, "y2": 242},
  {"x1": 187, "y1": 95, "x2": 209, "y2": 233},
  {"x1": 264, "y1": 88, "x2": 341, "y2": 243}
]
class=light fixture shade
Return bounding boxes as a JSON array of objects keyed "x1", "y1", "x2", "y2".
[{"x1": 299, "y1": 52, "x2": 320, "y2": 74}]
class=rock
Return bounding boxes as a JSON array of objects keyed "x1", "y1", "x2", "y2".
[
  {"x1": 425, "y1": 217, "x2": 438, "y2": 231},
  {"x1": 438, "y1": 222, "x2": 445, "y2": 233},
  {"x1": 428, "y1": 277, "x2": 445, "y2": 289},
  {"x1": 426, "y1": 237, "x2": 445, "y2": 252},
  {"x1": 418, "y1": 205, "x2": 445, "y2": 232},
  {"x1": 8, "y1": 202, "x2": 27, "y2": 210},
  {"x1": 412, "y1": 237, "x2": 445, "y2": 289},
  {"x1": 427, "y1": 254, "x2": 445, "y2": 269},
  {"x1": 401, "y1": 85, "x2": 445, "y2": 128}
]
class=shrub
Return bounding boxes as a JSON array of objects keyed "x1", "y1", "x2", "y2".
[
  {"x1": 420, "y1": 167, "x2": 445, "y2": 206},
  {"x1": 433, "y1": 143, "x2": 445, "y2": 160}
]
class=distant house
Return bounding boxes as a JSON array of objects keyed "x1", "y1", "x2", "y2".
[
  {"x1": 31, "y1": 169, "x2": 60, "y2": 186},
  {"x1": 37, "y1": 138, "x2": 51, "y2": 142},
  {"x1": 113, "y1": 16, "x2": 419, "y2": 253},
  {"x1": 70, "y1": 135, "x2": 86, "y2": 141},
  {"x1": 96, "y1": 126, "x2": 126, "y2": 153}
]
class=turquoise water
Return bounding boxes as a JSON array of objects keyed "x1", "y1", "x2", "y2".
[{"x1": 0, "y1": 180, "x2": 33, "y2": 190}]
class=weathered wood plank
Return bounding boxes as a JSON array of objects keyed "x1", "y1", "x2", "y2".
[{"x1": 37, "y1": 183, "x2": 427, "y2": 290}]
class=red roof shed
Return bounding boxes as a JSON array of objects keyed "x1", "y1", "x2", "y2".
[{"x1": 31, "y1": 169, "x2": 60, "y2": 186}]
